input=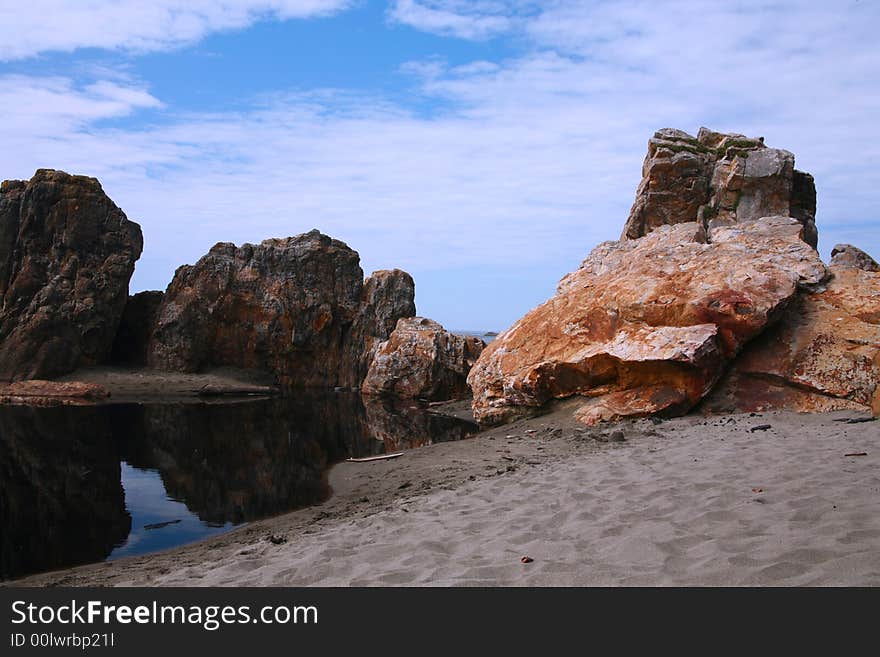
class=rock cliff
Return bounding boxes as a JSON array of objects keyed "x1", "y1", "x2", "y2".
[
  {"x1": 623, "y1": 128, "x2": 817, "y2": 247},
  {"x1": 146, "y1": 230, "x2": 415, "y2": 388},
  {"x1": 0, "y1": 170, "x2": 143, "y2": 381}
]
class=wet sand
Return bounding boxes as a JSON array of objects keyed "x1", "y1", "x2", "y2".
[
  {"x1": 7, "y1": 404, "x2": 879, "y2": 587},
  {"x1": 56, "y1": 366, "x2": 278, "y2": 402}
]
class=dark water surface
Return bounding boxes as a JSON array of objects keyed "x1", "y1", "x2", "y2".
[{"x1": 0, "y1": 394, "x2": 478, "y2": 580}]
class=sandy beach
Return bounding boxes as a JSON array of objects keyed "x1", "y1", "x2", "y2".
[{"x1": 8, "y1": 405, "x2": 879, "y2": 587}]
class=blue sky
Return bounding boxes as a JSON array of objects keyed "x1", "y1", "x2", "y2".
[{"x1": 1, "y1": 1, "x2": 878, "y2": 330}]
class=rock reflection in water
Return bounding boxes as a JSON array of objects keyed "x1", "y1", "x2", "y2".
[
  {"x1": 0, "y1": 405, "x2": 131, "y2": 580},
  {"x1": 0, "y1": 393, "x2": 477, "y2": 580}
]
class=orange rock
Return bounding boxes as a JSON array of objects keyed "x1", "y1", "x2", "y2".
[
  {"x1": 704, "y1": 263, "x2": 880, "y2": 415},
  {"x1": 468, "y1": 217, "x2": 827, "y2": 425}
]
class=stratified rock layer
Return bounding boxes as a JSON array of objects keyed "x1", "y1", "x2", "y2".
[
  {"x1": 0, "y1": 170, "x2": 143, "y2": 381},
  {"x1": 468, "y1": 218, "x2": 827, "y2": 425},
  {"x1": 362, "y1": 317, "x2": 485, "y2": 401},
  {"x1": 623, "y1": 128, "x2": 817, "y2": 247},
  {"x1": 147, "y1": 230, "x2": 415, "y2": 388}
]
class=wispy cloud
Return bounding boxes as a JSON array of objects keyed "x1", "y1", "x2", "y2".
[
  {"x1": 0, "y1": 0, "x2": 352, "y2": 60},
  {"x1": 388, "y1": 0, "x2": 534, "y2": 40},
  {"x1": 1, "y1": 1, "x2": 878, "y2": 328}
]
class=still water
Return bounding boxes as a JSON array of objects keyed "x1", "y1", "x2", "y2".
[{"x1": 0, "y1": 393, "x2": 478, "y2": 580}]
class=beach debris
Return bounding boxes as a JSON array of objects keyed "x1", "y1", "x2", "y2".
[
  {"x1": 398, "y1": 481, "x2": 412, "y2": 490},
  {"x1": 143, "y1": 519, "x2": 181, "y2": 530},
  {"x1": 844, "y1": 452, "x2": 868, "y2": 457},
  {"x1": 608, "y1": 429, "x2": 626, "y2": 442},
  {"x1": 520, "y1": 556, "x2": 534, "y2": 564},
  {"x1": 346, "y1": 452, "x2": 404, "y2": 463},
  {"x1": 593, "y1": 428, "x2": 626, "y2": 443},
  {"x1": 267, "y1": 534, "x2": 287, "y2": 545},
  {"x1": 751, "y1": 488, "x2": 763, "y2": 493},
  {"x1": 197, "y1": 383, "x2": 277, "y2": 397},
  {"x1": 835, "y1": 417, "x2": 876, "y2": 424},
  {"x1": 749, "y1": 424, "x2": 772, "y2": 432}
]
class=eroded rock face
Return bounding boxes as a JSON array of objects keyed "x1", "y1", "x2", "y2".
[
  {"x1": 147, "y1": 230, "x2": 415, "y2": 388},
  {"x1": 351, "y1": 269, "x2": 417, "y2": 385},
  {"x1": 0, "y1": 170, "x2": 143, "y2": 381},
  {"x1": 704, "y1": 262, "x2": 880, "y2": 415},
  {"x1": 363, "y1": 317, "x2": 485, "y2": 401},
  {"x1": 830, "y1": 243, "x2": 880, "y2": 272},
  {"x1": 623, "y1": 128, "x2": 817, "y2": 247},
  {"x1": 468, "y1": 217, "x2": 827, "y2": 425},
  {"x1": 109, "y1": 290, "x2": 164, "y2": 365}
]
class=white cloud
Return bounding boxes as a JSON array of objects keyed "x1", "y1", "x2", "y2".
[
  {"x1": 388, "y1": 0, "x2": 529, "y2": 40},
  {"x1": 0, "y1": 76, "x2": 162, "y2": 136},
  {"x1": 0, "y1": 0, "x2": 352, "y2": 60},
  {"x1": 1, "y1": 0, "x2": 878, "y2": 327}
]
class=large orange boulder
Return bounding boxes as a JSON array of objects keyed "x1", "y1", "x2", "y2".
[
  {"x1": 468, "y1": 217, "x2": 827, "y2": 425},
  {"x1": 704, "y1": 251, "x2": 880, "y2": 415}
]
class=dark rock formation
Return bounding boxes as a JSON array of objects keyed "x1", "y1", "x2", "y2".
[
  {"x1": 109, "y1": 290, "x2": 165, "y2": 365},
  {"x1": 146, "y1": 230, "x2": 415, "y2": 388},
  {"x1": 623, "y1": 128, "x2": 817, "y2": 247},
  {"x1": 830, "y1": 243, "x2": 880, "y2": 272},
  {"x1": 362, "y1": 317, "x2": 485, "y2": 401},
  {"x1": 0, "y1": 170, "x2": 143, "y2": 381},
  {"x1": 0, "y1": 405, "x2": 130, "y2": 580},
  {"x1": 351, "y1": 269, "x2": 416, "y2": 384}
]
